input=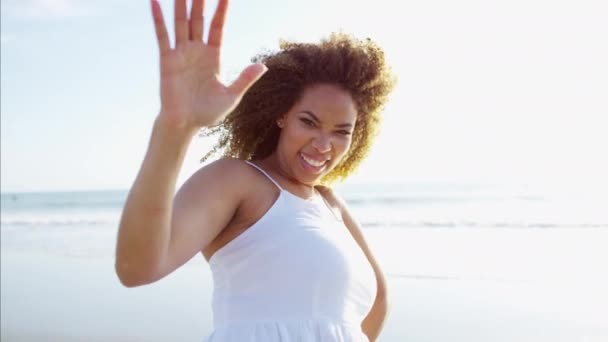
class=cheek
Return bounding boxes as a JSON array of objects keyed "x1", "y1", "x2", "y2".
[
  {"x1": 291, "y1": 124, "x2": 319, "y2": 145},
  {"x1": 291, "y1": 126, "x2": 311, "y2": 141},
  {"x1": 333, "y1": 137, "x2": 352, "y2": 157},
  {"x1": 279, "y1": 125, "x2": 309, "y2": 152}
]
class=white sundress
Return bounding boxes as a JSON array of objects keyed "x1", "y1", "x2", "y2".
[{"x1": 204, "y1": 161, "x2": 377, "y2": 341}]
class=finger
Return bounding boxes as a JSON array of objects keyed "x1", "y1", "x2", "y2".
[
  {"x1": 190, "y1": 0, "x2": 204, "y2": 41},
  {"x1": 227, "y1": 63, "x2": 268, "y2": 98},
  {"x1": 151, "y1": 0, "x2": 171, "y2": 54},
  {"x1": 207, "y1": 0, "x2": 229, "y2": 47},
  {"x1": 174, "y1": 0, "x2": 188, "y2": 46}
]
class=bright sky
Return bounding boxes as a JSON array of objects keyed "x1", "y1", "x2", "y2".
[{"x1": 1, "y1": 0, "x2": 607, "y2": 193}]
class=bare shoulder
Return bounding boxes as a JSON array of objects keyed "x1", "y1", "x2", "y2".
[
  {"x1": 190, "y1": 157, "x2": 253, "y2": 180},
  {"x1": 316, "y1": 185, "x2": 339, "y2": 202},
  {"x1": 182, "y1": 157, "x2": 256, "y2": 195},
  {"x1": 173, "y1": 157, "x2": 259, "y2": 230},
  {"x1": 316, "y1": 185, "x2": 349, "y2": 214},
  {"x1": 317, "y1": 185, "x2": 362, "y2": 233}
]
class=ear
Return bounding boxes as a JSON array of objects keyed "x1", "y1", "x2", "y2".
[{"x1": 277, "y1": 116, "x2": 286, "y2": 128}]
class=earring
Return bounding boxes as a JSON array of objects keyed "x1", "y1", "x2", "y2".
[{"x1": 277, "y1": 120, "x2": 284, "y2": 128}]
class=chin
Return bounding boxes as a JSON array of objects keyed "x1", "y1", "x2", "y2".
[
  {"x1": 292, "y1": 171, "x2": 321, "y2": 185},
  {"x1": 296, "y1": 165, "x2": 334, "y2": 186}
]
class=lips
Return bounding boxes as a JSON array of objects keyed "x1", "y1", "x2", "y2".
[{"x1": 299, "y1": 152, "x2": 329, "y2": 172}]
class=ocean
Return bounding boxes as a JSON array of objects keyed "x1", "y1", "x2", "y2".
[
  {"x1": 1, "y1": 182, "x2": 607, "y2": 280},
  {"x1": 2, "y1": 182, "x2": 608, "y2": 341}
]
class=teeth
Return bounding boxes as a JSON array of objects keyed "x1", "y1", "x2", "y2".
[{"x1": 301, "y1": 154, "x2": 327, "y2": 167}]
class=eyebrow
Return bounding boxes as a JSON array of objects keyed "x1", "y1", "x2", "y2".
[{"x1": 299, "y1": 110, "x2": 354, "y2": 128}]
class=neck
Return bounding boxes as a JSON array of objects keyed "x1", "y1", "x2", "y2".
[{"x1": 260, "y1": 153, "x2": 317, "y2": 195}]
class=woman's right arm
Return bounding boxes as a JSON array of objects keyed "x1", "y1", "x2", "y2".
[
  {"x1": 115, "y1": 119, "x2": 242, "y2": 287},
  {"x1": 115, "y1": 0, "x2": 266, "y2": 287},
  {"x1": 115, "y1": 117, "x2": 194, "y2": 287}
]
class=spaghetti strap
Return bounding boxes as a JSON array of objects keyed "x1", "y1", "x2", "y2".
[{"x1": 244, "y1": 160, "x2": 283, "y2": 190}]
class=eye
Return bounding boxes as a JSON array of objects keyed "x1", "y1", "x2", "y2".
[
  {"x1": 336, "y1": 130, "x2": 352, "y2": 136},
  {"x1": 300, "y1": 118, "x2": 316, "y2": 127}
]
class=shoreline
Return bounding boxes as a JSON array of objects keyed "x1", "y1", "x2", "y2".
[{"x1": 2, "y1": 228, "x2": 608, "y2": 341}]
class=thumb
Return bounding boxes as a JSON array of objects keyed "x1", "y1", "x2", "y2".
[{"x1": 227, "y1": 63, "x2": 268, "y2": 98}]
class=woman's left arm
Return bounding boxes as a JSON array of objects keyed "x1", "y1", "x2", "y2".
[{"x1": 323, "y1": 188, "x2": 389, "y2": 341}]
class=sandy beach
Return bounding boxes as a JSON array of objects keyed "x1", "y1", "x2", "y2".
[{"x1": 2, "y1": 226, "x2": 607, "y2": 341}]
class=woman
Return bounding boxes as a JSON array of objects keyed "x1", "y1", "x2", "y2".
[{"x1": 115, "y1": 0, "x2": 395, "y2": 341}]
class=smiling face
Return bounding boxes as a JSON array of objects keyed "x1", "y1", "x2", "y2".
[{"x1": 267, "y1": 83, "x2": 358, "y2": 186}]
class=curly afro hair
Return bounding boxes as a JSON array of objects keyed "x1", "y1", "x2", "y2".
[{"x1": 200, "y1": 32, "x2": 396, "y2": 185}]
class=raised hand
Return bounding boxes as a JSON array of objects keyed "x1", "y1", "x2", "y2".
[{"x1": 150, "y1": 0, "x2": 267, "y2": 130}]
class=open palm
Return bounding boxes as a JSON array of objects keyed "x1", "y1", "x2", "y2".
[{"x1": 151, "y1": 0, "x2": 266, "y2": 129}]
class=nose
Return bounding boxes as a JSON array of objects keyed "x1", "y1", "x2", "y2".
[{"x1": 312, "y1": 134, "x2": 332, "y2": 153}]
